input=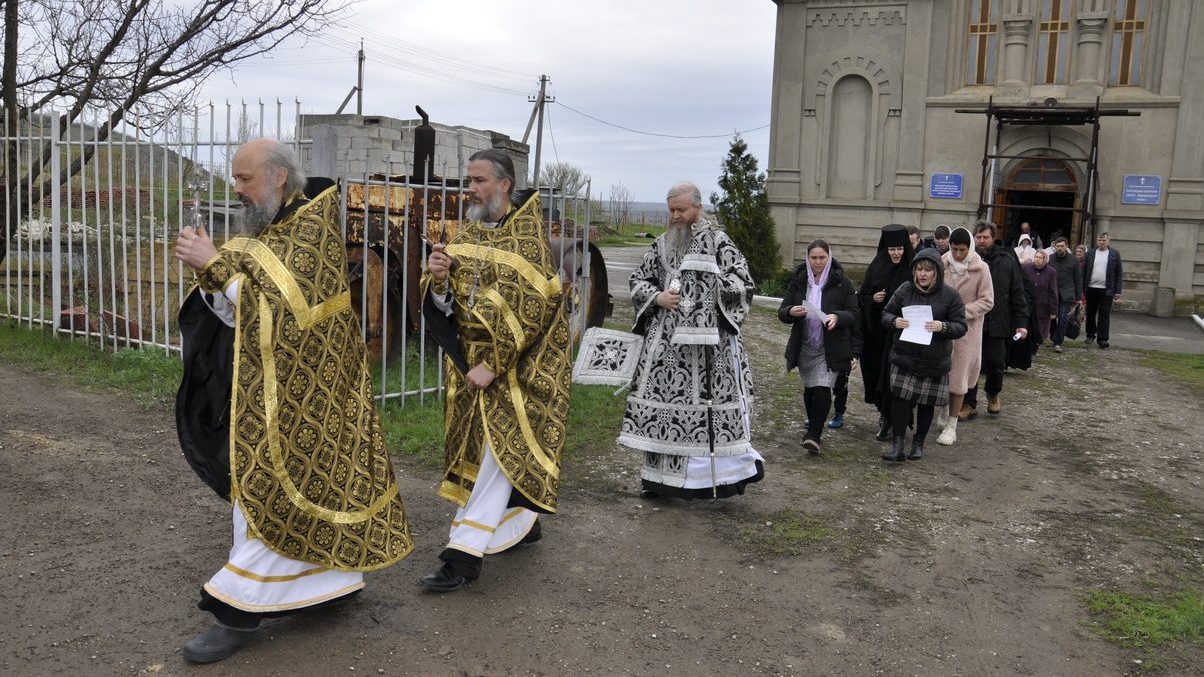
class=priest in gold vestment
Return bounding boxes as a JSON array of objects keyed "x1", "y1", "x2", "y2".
[
  {"x1": 174, "y1": 139, "x2": 412, "y2": 662},
  {"x1": 419, "y1": 148, "x2": 572, "y2": 592}
]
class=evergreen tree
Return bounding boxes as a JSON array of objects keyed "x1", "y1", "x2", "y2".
[{"x1": 711, "y1": 134, "x2": 781, "y2": 289}]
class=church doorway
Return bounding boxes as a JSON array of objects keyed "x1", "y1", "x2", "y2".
[{"x1": 991, "y1": 158, "x2": 1080, "y2": 248}]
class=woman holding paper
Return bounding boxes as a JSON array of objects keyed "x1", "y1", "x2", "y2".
[
  {"x1": 936, "y1": 227, "x2": 994, "y2": 446},
  {"x1": 880, "y1": 249, "x2": 967, "y2": 462},
  {"x1": 778, "y1": 239, "x2": 861, "y2": 454}
]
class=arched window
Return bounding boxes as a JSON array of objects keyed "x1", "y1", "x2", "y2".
[{"x1": 1008, "y1": 158, "x2": 1076, "y2": 191}]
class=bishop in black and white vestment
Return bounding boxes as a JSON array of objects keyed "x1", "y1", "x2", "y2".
[{"x1": 618, "y1": 182, "x2": 764, "y2": 499}]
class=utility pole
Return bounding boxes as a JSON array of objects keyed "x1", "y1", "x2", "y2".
[
  {"x1": 523, "y1": 75, "x2": 554, "y2": 188},
  {"x1": 336, "y1": 40, "x2": 366, "y2": 115},
  {"x1": 356, "y1": 39, "x2": 365, "y2": 115}
]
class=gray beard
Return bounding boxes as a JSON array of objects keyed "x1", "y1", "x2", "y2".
[
  {"x1": 666, "y1": 224, "x2": 692, "y2": 260},
  {"x1": 238, "y1": 191, "x2": 282, "y2": 236},
  {"x1": 467, "y1": 193, "x2": 508, "y2": 223}
]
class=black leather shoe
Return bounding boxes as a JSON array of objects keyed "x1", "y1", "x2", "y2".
[
  {"x1": 1098, "y1": 341, "x2": 1109, "y2": 349},
  {"x1": 182, "y1": 624, "x2": 259, "y2": 663},
  {"x1": 519, "y1": 518, "x2": 542, "y2": 546},
  {"x1": 418, "y1": 563, "x2": 474, "y2": 593},
  {"x1": 908, "y1": 443, "x2": 924, "y2": 460}
]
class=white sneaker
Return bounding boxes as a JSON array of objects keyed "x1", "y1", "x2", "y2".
[
  {"x1": 935, "y1": 407, "x2": 950, "y2": 430},
  {"x1": 936, "y1": 420, "x2": 957, "y2": 446}
]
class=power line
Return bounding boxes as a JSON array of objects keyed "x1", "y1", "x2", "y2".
[
  {"x1": 555, "y1": 101, "x2": 769, "y2": 139},
  {"x1": 340, "y1": 22, "x2": 534, "y2": 84},
  {"x1": 313, "y1": 35, "x2": 530, "y2": 97}
]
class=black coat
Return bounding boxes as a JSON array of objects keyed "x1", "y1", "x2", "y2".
[
  {"x1": 881, "y1": 250, "x2": 968, "y2": 378},
  {"x1": 778, "y1": 259, "x2": 861, "y2": 373},
  {"x1": 1049, "y1": 250, "x2": 1083, "y2": 303},
  {"x1": 979, "y1": 245, "x2": 1030, "y2": 338}
]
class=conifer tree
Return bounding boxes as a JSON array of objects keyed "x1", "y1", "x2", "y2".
[{"x1": 711, "y1": 134, "x2": 781, "y2": 288}]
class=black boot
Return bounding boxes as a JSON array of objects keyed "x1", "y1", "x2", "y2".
[
  {"x1": 881, "y1": 435, "x2": 906, "y2": 462},
  {"x1": 908, "y1": 440, "x2": 924, "y2": 460},
  {"x1": 874, "y1": 414, "x2": 891, "y2": 442}
]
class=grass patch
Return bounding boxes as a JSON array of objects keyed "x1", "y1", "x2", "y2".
[
  {"x1": 1085, "y1": 589, "x2": 1204, "y2": 649},
  {"x1": 1140, "y1": 351, "x2": 1204, "y2": 396},
  {"x1": 731, "y1": 508, "x2": 834, "y2": 557},
  {"x1": 0, "y1": 320, "x2": 181, "y2": 405}
]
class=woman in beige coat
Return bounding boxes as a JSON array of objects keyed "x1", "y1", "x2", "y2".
[{"x1": 937, "y1": 227, "x2": 993, "y2": 445}]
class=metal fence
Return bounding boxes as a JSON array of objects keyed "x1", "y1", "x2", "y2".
[{"x1": 2, "y1": 102, "x2": 594, "y2": 407}]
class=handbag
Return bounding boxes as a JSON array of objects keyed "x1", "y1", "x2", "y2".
[{"x1": 1064, "y1": 303, "x2": 1081, "y2": 340}]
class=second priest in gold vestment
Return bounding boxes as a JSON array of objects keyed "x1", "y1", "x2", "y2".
[{"x1": 419, "y1": 148, "x2": 572, "y2": 592}]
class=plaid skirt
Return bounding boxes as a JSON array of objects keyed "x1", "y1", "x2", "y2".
[{"x1": 889, "y1": 365, "x2": 949, "y2": 406}]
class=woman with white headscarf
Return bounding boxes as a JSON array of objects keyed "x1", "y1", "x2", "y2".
[{"x1": 937, "y1": 227, "x2": 994, "y2": 445}]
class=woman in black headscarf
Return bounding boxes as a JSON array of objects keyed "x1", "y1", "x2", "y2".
[{"x1": 858, "y1": 224, "x2": 914, "y2": 440}]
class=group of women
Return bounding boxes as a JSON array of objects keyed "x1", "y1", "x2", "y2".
[{"x1": 776, "y1": 224, "x2": 979, "y2": 462}]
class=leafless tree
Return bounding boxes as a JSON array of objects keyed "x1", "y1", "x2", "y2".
[
  {"x1": 1, "y1": 0, "x2": 350, "y2": 263},
  {"x1": 539, "y1": 162, "x2": 589, "y2": 197},
  {"x1": 607, "y1": 182, "x2": 633, "y2": 226}
]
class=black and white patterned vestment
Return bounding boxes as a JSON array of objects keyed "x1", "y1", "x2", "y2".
[{"x1": 619, "y1": 224, "x2": 758, "y2": 480}]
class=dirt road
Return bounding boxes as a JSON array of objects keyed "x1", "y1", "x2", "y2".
[{"x1": 2, "y1": 300, "x2": 1201, "y2": 676}]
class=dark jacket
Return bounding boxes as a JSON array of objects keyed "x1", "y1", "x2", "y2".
[
  {"x1": 1022, "y1": 262, "x2": 1059, "y2": 319},
  {"x1": 979, "y1": 244, "x2": 1030, "y2": 338},
  {"x1": 881, "y1": 249, "x2": 968, "y2": 378},
  {"x1": 1049, "y1": 250, "x2": 1083, "y2": 303},
  {"x1": 779, "y1": 259, "x2": 862, "y2": 373},
  {"x1": 1083, "y1": 247, "x2": 1123, "y2": 297}
]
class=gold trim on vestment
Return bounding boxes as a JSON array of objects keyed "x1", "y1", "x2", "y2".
[
  {"x1": 258, "y1": 292, "x2": 401, "y2": 524},
  {"x1": 221, "y1": 562, "x2": 331, "y2": 583},
  {"x1": 504, "y1": 370, "x2": 559, "y2": 479},
  {"x1": 202, "y1": 581, "x2": 364, "y2": 613},
  {"x1": 481, "y1": 287, "x2": 528, "y2": 356},
  {"x1": 223, "y1": 238, "x2": 350, "y2": 329},
  {"x1": 451, "y1": 518, "x2": 497, "y2": 534},
  {"x1": 438, "y1": 481, "x2": 472, "y2": 505},
  {"x1": 445, "y1": 243, "x2": 561, "y2": 299}
]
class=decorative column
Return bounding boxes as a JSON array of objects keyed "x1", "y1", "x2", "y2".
[
  {"x1": 999, "y1": 15, "x2": 1032, "y2": 90},
  {"x1": 1071, "y1": 11, "x2": 1110, "y2": 95}
]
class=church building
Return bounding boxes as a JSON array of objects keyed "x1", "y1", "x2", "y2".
[{"x1": 766, "y1": 1, "x2": 1203, "y2": 314}]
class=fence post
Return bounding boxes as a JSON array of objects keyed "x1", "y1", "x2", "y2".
[{"x1": 50, "y1": 112, "x2": 62, "y2": 330}]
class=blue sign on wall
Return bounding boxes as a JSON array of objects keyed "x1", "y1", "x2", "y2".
[
  {"x1": 929, "y1": 173, "x2": 963, "y2": 199},
  {"x1": 1122, "y1": 175, "x2": 1161, "y2": 205}
]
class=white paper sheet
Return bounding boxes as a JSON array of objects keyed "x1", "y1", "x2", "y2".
[
  {"x1": 900, "y1": 305, "x2": 933, "y2": 345},
  {"x1": 801, "y1": 298, "x2": 825, "y2": 320}
]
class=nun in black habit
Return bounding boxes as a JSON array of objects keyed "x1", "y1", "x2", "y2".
[{"x1": 857, "y1": 224, "x2": 915, "y2": 440}]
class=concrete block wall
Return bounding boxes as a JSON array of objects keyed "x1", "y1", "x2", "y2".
[{"x1": 299, "y1": 113, "x2": 529, "y2": 187}]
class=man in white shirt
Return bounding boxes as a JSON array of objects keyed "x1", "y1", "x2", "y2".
[{"x1": 1082, "y1": 232, "x2": 1123, "y2": 349}]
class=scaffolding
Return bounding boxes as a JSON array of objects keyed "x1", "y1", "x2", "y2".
[{"x1": 956, "y1": 96, "x2": 1138, "y2": 245}]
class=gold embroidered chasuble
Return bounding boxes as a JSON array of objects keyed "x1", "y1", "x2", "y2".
[
  {"x1": 420, "y1": 194, "x2": 572, "y2": 513},
  {"x1": 187, "y1": 181, "x2": 412, "y2": 572}
]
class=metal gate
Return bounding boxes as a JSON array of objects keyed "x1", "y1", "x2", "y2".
[{"x1": 2, "y1": 102, "x2": 602, "y2": 406}]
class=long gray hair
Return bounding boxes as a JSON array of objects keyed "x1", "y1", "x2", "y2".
[{"x1": 263, "y1": 140, "x2": 307, "y2": 197}]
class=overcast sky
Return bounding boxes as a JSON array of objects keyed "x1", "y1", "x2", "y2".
[{"x1": 195, "y1": 0, "x2": 778, "y2": 203}]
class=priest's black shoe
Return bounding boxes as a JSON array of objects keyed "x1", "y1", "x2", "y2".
[
  {"x1": 418, "y1": 563, "x2": 475, "y2": 593},
  {"x1": 182, "y1": 624, "x2": 260, "y2": 663},
  {"x1": 519, "y1": 518, "x2": 542, "y2": 546}
]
